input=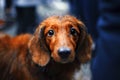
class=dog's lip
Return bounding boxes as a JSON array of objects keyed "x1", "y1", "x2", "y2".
[
  {"x1": 50, "y1": 56, "x2": 68, "y2": 63},
  {"x1": 60, "y1": 58, "x2": 70, "y2": 63}
]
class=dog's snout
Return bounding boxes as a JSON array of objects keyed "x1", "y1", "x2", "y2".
[{"x1": 58, "y1": 48, "x2": 71, "y2": 59}]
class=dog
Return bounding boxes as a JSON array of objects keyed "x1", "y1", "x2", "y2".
[{"x1": 0, "y1": 15, "x2": 92, "y2": 80}]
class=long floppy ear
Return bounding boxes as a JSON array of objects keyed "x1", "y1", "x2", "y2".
[
  {"x1": 76, "y1": 21, "x2": 93, "y2": 63},
  {"x1": 28, "y1": 25, "x2": 50, "y2": 67}
]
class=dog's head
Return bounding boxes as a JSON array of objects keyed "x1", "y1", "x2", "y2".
[{"x1": 28, "y1": 15, "x2": 92, "y2": 66}]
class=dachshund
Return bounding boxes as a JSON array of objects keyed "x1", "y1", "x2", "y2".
[{"x1": 0, "y1": 15, "x2": 92, "y2": 80}]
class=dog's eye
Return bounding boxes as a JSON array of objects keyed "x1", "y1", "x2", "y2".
[
  {"x1": 70, "y1": 28, "x2": 78, "y2": 36},
  {"x1": 47, "y1": 30, "x2": 54, "y2": 36}
]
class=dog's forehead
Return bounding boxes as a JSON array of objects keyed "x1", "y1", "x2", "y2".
[
  {"x1": 43, "y1": 16, "x2": 80, "y2": 28},
  {"x1": 44, "y1": 15, "x2": 78, "y2": 23},
  {"x1": 41, "y1": 15, "x2": 85, "y2": 34}
]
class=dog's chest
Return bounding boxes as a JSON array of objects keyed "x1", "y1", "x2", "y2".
[{"x1": 40, "y1": 63, "x2": 77, "y2": 80}]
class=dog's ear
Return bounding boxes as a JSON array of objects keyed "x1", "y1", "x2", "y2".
[
  {"x1": 76, "y1": 21, "x2": 93, "y2": 63},
  {"x1": 28, "y1": 25, "x2": 50, "y2": 67}
]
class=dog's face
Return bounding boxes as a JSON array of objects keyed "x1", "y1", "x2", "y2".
[
  {"x1": 44, "y1": 17, "x2": 80, "y2": 63},
  {"x1": 28, "y1": 15, "x2": 92, "y2": 66}
]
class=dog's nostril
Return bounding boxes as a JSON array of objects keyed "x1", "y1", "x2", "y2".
[{"x1": 58, "y1": 48, "x2": 71, "y2": 59}]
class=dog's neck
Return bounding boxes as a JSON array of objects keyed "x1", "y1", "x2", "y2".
[{"x1": 27, "y1": 51, "x2": 81, "y2": 80}]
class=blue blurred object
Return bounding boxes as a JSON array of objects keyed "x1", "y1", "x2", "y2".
[{"x1": 91, "y1": 0, "x2": 120, "y2": 80}]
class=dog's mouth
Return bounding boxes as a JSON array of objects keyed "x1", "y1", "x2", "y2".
[
  {"x1": 60, "y1": 58, "x2": 70, "y2": 63},
  {"x1": 51, "y1": 53, "x2": 75, "y2": 64}
]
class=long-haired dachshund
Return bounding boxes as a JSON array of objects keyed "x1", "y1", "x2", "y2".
[{"x1": 0, "y1": 15, "x2": 92, "y2": 80}]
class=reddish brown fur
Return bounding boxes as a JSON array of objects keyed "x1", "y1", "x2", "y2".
[{"x1": 0, "y1": 15, "x2": 92, "y2": 80}]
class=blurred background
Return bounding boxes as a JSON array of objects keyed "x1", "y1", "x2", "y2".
[
  {"x1": 1, "y1": 0, "x2": 120, "y2": 80},
  {"x1": 0, "y1": 0, "x2": 70, "y2": 36}
]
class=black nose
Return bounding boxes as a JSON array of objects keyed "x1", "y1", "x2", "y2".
[{"x1": 58, "y1": 48, "x2": 71, "y2": 59}]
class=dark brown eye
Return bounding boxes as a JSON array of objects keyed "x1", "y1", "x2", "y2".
[
  {"x1": 47, "y1": 30, "x2": 54, "y2": 36},
  {"x1": 70, "y1": 28, "x2": 78, "y2": 36}
]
